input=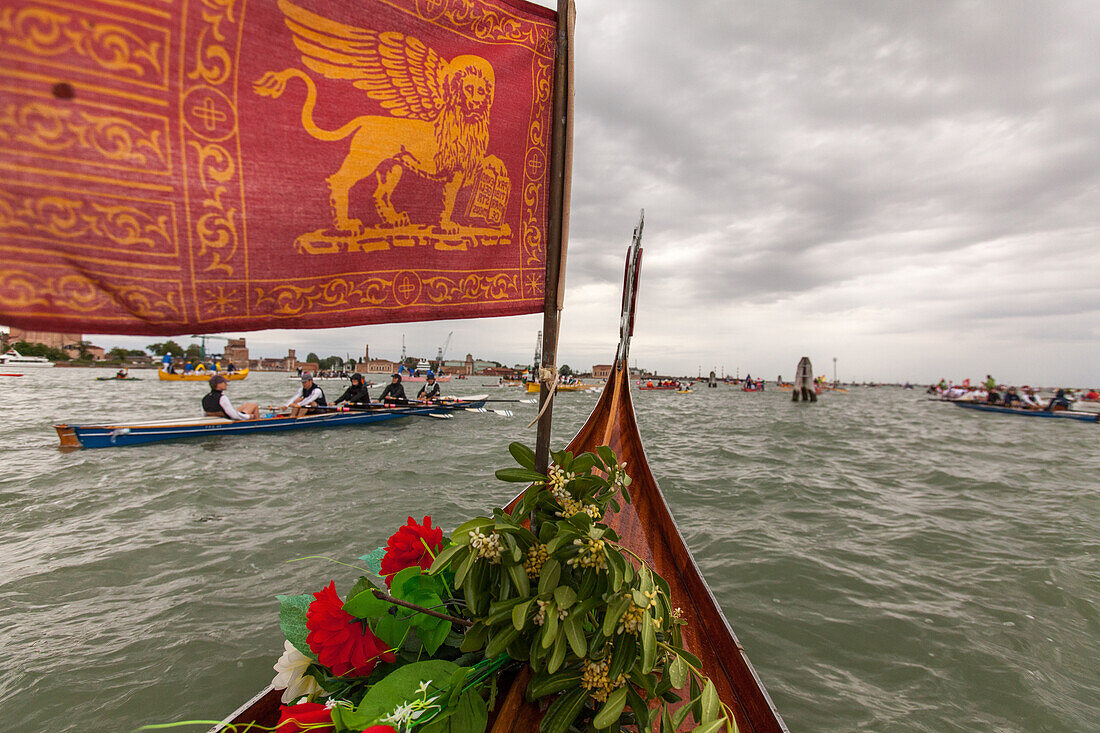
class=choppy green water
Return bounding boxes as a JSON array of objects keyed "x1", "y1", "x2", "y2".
[{"x1": 1, "y1": 369, "x2": 1097, "y2": 732}]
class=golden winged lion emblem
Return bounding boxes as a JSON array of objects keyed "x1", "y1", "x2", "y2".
[{"x1": 254, "y1": 0, "x2": 510, "y2": 244}]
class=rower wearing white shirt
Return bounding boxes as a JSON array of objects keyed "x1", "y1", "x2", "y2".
[
  {"x1": 285, "y1": 372, "x2": 327, "y2": 417},
  {"x1": 203, "y1": 374, "x2": 259, "y2": 420}
]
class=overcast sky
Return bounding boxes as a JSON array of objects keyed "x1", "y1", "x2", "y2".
[{"x1": 100, "y1": 0, "x2": 1100, "y2": 384}]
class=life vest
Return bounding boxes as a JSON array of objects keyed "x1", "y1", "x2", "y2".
[
  {"x1": 300, "y1": 384, "x2": 327, "y2": 406},
  {"x1": 202, "y1": 390, "x2": 227, "y2": 417}
]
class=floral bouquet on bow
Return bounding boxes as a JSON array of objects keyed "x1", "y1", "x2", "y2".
[{"x1": 266, "y1": 443, "x2": 737, "y2": 733}]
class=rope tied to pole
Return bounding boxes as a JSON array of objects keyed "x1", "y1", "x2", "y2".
[{"x1": 526, "y1": 367, "x2": 560, "y2": 428}]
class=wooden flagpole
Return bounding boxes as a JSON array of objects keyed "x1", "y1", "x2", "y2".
[{"x1": 534, "y1": 0, "x2": 575, "y2": 474}]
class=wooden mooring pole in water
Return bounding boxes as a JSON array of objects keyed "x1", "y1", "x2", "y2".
[{"x1": 793, "y1": 356, "x2": 817, "y2": 402}]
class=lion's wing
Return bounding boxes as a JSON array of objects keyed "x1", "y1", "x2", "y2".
[{"x1": 277, "y1": 0, "x2": 447, "y2": 121}]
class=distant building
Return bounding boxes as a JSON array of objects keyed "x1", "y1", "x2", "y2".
[
  {"x1": 482, "y1": 366, "x2": 521, "y2": 379},
  {"x1": 366, "y1": 358, "x2": 397, "y2": 374},
  {"x1": 224, "y1": 337, "x2": 249, "y2": 366},
  {"x1": 592, "y1": 364, "x2": 613, "y2": 379},
  {"x1": 8, "y1": 328, "x2": 82, "y2": 351},
  {"x1": 254, "y1": 349, "x2": 297, "y2": 371},
  {"x1": 63, "y1": 344, "x2": 105, "y2": 360},
  {"x1": 298, "y1": 361, "x2": 319, "y2": 374}
]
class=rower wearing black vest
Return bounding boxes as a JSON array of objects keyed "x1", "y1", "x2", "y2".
[
  {"x1": 203, "y1": 374, "x2": 259, "y2": 420},
  {"x1": 335, "y1": 373, "x2": 371, "y2": 407},
  {"x1": 285, "y1": 372, "x2": 327, "y2": 417},
  {"x1": 417, "y1": 372, "x2": 441, "y2": 402},
  {"x1": 380, "y1": 373, "x2": 408, "y2": 405}
]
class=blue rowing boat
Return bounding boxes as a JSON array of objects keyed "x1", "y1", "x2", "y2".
[
  {"x1": 55, "y1": 395, "x2": 489, "y2": 449},
  {"x1": 953, "y1": 401, "x2": 1098, "y2": 423}
]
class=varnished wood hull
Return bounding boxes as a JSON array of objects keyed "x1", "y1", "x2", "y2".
[{"x1": 213, "y1": 363, "x2": 786, "y2": 732}]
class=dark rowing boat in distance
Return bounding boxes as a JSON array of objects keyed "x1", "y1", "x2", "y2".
[
  {"x1": 953, "y1": 401, "x2": 1098, "y2": 423},
  {"x1": 55, "y1": 396, "x2": 490, "y2": 449}
]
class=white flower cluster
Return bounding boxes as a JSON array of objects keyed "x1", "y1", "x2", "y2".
[
  {"x1": 610, "y1": 461, "x2": 631, "y2": 489},
  {"x1": 546, "y1": 463, "x2": 575, "y2": 502},
  {"x1": 469, "y1": 528, "x2": 503, "y2": 563},
  {"x1": 381, "y1": 681, "x2": 441, "y2": 729},
  {"x1": 533, "y1": 598, "x2": 569, "y2": 626}
]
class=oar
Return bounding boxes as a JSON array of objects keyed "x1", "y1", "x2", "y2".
[{"x1": 465, "y1": 407, "x2": 514, "y2": 417}]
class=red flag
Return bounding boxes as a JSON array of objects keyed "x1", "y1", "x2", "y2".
[{"x1": 0, "y1": 0, "x2": 557, "y2": 334}]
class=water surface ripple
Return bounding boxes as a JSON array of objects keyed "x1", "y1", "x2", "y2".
[{"x1": 1, "y1": 371, "x2": 1096, "y2": 731}]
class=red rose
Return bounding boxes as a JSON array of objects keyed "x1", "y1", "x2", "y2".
[
  {"x1": 379, "y1": 516, "x2": 444, "y2": 587},
  {"x1": 306, "y1": 581, "x2": 396, "y2": 677},
  {"x1": 276, "y1": 702, "x2": 333, "y2": 732}
]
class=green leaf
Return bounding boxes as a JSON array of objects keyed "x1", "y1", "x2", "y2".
[
  {"x1": 428, "y1": 543, "x2": 466, "y2": 575},
  {"x1": 390, "y1": 566, "x2": 422, "y2": 596},
  {"x1": 353, "y1": 660, "x2": 460, "y2": 727},
  {"x1": 553, "y1": 586, "x2": 576, "y2": 609},
  {"x1": 343, "y1": 587, "x2": 391, "y2": 619},
  {"x1": 597, "y1": 445, "x2": 617, "y2": 471},
  {"x1": 693, "y1": 721, "x2": 726, "y2": 733},
  {"x1": 538, "y1": 558, "x2": 561, "y2": 595},
  {"x1": 701, "y1": 679, "x2": 720, "y2": 723},
  {"x1": 641, "y1": 610, "x2": 657, "y2": 673},
  {"x1": 539, "y1": 687, "x2": 588, "y2": 733},
  {"x1": 485, "y1": 625, "x2": 520, "y2": 658},
  {"x1": 495, "y1": 467, "x2": 548, "y2": 483},
  {"x1": 602, "y1": 595, "x2": 630, "y2": 636},
  {"x1": 358, "y1": 547, "x2": 387, "y2": 574},
  {"x1": 460, "y1": 622, "x2": 488, "y2": 653},
  {"x1": 669, "y1": 654, "x2": 688, "y2": 689},
  {"x1": 507, "y1": 562, "x2": 530, "y2": 597},
  {"x1": 453, "y1": 549, "x2": 475, "y2": 588},
  {"x1": 672, "y1": 700, "x2": 696, "y2": 729},
  {"x1": 513, "y1": 599, "x2": 534, "y2": 631},
  {"x1": 373, "y1": 610, "x2": 410, "y2": 650},
  {"x1": 542, "y1": 603, "x2": 560, "y2": 648},
  {"x1": 276, "y1": 594, "x2": 313, "y2": 656},
  {"x1": 526, "y1": 670, "x2": 581, "y2": 701},
  {"x1": 571, "y1": 453, "x2": 597, "y2": 475},
  {"x1": 563, "y1": 615, "x2": 586, "y2": 658},
  {"x1": 450, "y1": 688, "x2": 489, "y2": 733},
  {"x1": 624, "y1": 685, "x2": 650, "y2": 732},
  {"x1": 592, "y1": 686, "x2": 628, "y2": 729},
  {"x1": 420, "y1": 619, "x2": 452, "y2": 656},
  {"x1": 452, "y1": 517, "x2": 495, "y2": 542},
  {"x1": 508, "y1": 442, "x2": 537, "y2": 471},
  {"x1": 546, "y1": 631, "x2": 568, "y2": 674}
]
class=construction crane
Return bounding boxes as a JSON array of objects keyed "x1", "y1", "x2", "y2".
[
  {"x1": 190, "y1": 334, "x2": 229, "y2": 358},
  {"x1": 434, "y1": 331, "x2": 453, "y2": 369}
]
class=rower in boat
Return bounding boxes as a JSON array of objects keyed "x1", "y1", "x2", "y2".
[
  {"x1": 1020, "y1": 387, "x2": 1042, "y2": 410},
  {"x1": 115, "y1": 368, "x2": 128, "y2": 379},
  {"x1": 1001, "y1": 386, "x2": 1023, "y2": 408},
  {"x1": 1045, "y1": 388, "x2": 1071, "y2": 412},
  {"x1": 285, "y1": 372, "x2": 327, "y2": 417},
  {"x1": 416, "y1": 372, "x2": 441, "y2": 402},
  {"x1": 334, "y1": 372, "x2": 371, "y2": 408},
  {"x1": 203, "y1": 374, "x2": 259, "y2": 420},
  {"x1": 379, "y1": 373, "x2": 408, "y2": 405}
]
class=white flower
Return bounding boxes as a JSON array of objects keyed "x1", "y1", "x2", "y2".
[
  {"x1": 417, "y1": 680, "x2": 432, "y2": 695},
  {"x1": 272, "y1": 639, "x2": 325, "y2": 704}
]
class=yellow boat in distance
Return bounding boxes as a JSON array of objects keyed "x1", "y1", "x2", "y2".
[
  {"x1": 525, "y1": 380, "x2": 594, "y2": 393},
  {"x1": 158, "y1": 367, "x2": 249, "y2": 381}
]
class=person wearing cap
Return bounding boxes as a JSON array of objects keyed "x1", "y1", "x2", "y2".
[
  {"x1": 379, "y1": 373, "x2": 408, "y2": 405},
  {"x1": 416, "y1": 371, "x2": 441, "y2": 402},
  {"x1": 202, "y1": 374, "x2": 259, "y2": 420},
  {"x1": 285, "y1": 372, "x2": 328, "y2": 417},
  {"x1": 335, "y1": 372, "x2": 372, "y2": 407}
]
